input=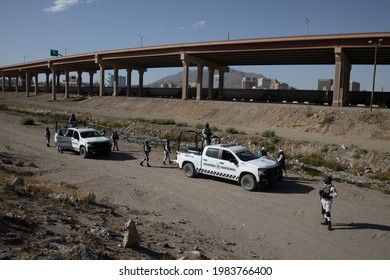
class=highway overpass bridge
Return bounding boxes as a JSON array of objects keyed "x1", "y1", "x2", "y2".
[{"x1": 1, "y1": 32, "x2": 390, "y2": 107}]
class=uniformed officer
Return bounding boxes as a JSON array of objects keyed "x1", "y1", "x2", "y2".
[
  {"x1": 140, "y1": 140, "x2": 151, "y2": 167},
  {"x1": 319, "y1": 176, "x2": 338, "y2": 231},
  {"x1": 45, "y1": 127, "x2": 51, "y2": 147}
]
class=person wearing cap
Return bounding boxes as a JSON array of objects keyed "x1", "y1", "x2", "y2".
[
  {"x1": 140, "y1": 140, "x2": 151, "y2": 167},
  {"x1": 277, "y1": 149, "x2": 287, "y2": 176},
  {"x1": 202, "y1": 123, "x2": 213, "y2": 146},
  {"x1": 319, "y1": 176, "x2": 338, "y2": 231}
]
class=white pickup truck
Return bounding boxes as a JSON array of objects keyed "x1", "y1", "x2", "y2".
[
  {"x1": 175, "y1": 131, "x2": 282, "y2": 191},
  {"x1": 55, "y1": 127, "x2": 111, "y2": 158}
]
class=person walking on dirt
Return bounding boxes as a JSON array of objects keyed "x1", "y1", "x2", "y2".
[
  {"x1": 202, "y1": 123, "x2": 213, "y2": 146},
  {"x1": 140, "y1": 140, "x2": 151, "y2": 167},
  {"x1": 45, "y1": 127, "x2": 51, "y2": 147},
  {"x1": 163, "y1": 140, "x2": 172, "y2": 165},
  {"x1": 111, "y1": 130, "x2": 119, "y2": 151},
  {"x1": 319, "y1": 176, "x2": 338, "y2": 231},
  {"x1": 277, "y1": 149, "x2": 287, "y2": 176}
]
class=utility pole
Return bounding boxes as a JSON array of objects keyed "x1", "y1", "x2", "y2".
[
  {"x1": 138, "y1": 35, "x2": 145, "y2": 47},
  {"x1": 368, "y1": 38, "x2": 383, "y2": 111},
  {"x1": 305, "y1": 18, "x2": 310, "y2": 35}
]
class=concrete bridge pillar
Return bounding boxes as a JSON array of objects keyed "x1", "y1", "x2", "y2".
[
  {"x1": 113, "y1": 66, "x2": 118, "y2": 97},
  {"x1": 89, "y1": 72, "x2": 94, "y2": 96},
  {"x1": 25, "y1": 72, "x2": 31, "y2": 97},
  {"x1": 333, "y1": 47, "x2": 351, "y2": 107},
  {"x1": 99, "y1": 64, "x2": 105, "y2": 96},
  {"x1": 45, "y1": 72, "x2": 50, "y2": 93},
  {"x1": 208, "y1": 68, "x2": 214, "y2": 100},
  {"x1": 126, "y1": 68, "x2": 132, "y2": 97},
  {"x1": 196, "y1": 65, "x2": 204, "y2": 100},
  {"x1": 51, "y1": 69, "x2": 57, "y2": 101},
  {"x1": 181, "y1": 60, "x2": 189, "y2": 100},
  {"x1": 64, "y1": 71, "x2": 69, "y2": 99},
  {"x1": 15, "y1": 76, "x2": 19, "y2": 93},
  {"x1": 138, "y1": 69, "x2": 144, "y2": 97},
  {"x1": 34, "y1": 74, "x2": 39, "y2": 95},
  {"x1": 1, "y1": 76, "x2": 5, "y2": 93},
  {"x1": 77, "y1": 71, "x2": 82, "y2": 95}
]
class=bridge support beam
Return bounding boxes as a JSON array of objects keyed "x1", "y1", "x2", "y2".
[
  {"x1": 208, "y1": 68, "x2": 214, "y2": 99},
  {"x1": 45, "y1": 73, "x2": 50, "y2": 93},
  {"x1": 181, "y1": 60, "x2": 189, "y2": 100},
  {"x1": 333, "y1": 47, "x2": 351, "y2": 107},
  {"x1": 25, "y1": 72, "x2": 31, "y2": 97},
  {"x1": 77, "y1": 71, "x2": 82, "y2": 95},
  {"x1": 99, "y1": 64, "x2": 105, "y2": 96},
  {"x1": 217, "y1": 70, "x2": 225, "y2": 100},
  {"x1": 64, "y1": 71, "x2": 69, "y2": 99},
  {"x1": 138, "y1": 69, "x2": 145, "y2": 97},
  {"x1": 89, "y1": 72, "x2": 94, "y2": 96},
  {"x1": 51, "y1": 69, "x2": 57, "y2": 101},
  {"x1": 126, "y1": 68, "x2": 132, "y2": 97},
  {"x1": 15, "y1": 76, "x2": 19, "y2": 93},
  {"x1": 1, "y1": 76, "x2": 5, "y2": 93},
  {"x1": 196, "y1": 65, "x2": 204, "y2": 100}
]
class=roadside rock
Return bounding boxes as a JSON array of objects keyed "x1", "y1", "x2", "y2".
[{"x1": 123, "y1": 220, "x2": 141, "y2": 248}]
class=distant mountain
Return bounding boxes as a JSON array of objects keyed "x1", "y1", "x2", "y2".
[{"x1": 148, "y1": 68, "x2": 266, "y2": 89}]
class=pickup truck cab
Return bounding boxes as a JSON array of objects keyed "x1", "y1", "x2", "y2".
[
  {"x1": 55, "y1": 127, "x2": 111, "y2": 158},
  {"x1": 175, "y1": 131, "x2": 282, "y2": 191}
]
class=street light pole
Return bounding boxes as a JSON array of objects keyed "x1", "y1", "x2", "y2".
[
  {"x1": 138, "y1": 34, "x2": 145, "y2": 47},
  {"x1": 305, "y1": 18, "x2": 310, "y2": 35},
  {"x1": 368, "y1": 38, "x2": 383, "y2": 111}
]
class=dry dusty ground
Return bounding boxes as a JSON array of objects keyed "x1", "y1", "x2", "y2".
[{"x1": 0, "y1": 92, "x2": 389, "y2": 260}]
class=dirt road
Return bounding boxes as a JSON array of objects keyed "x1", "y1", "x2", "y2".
[{"x1": 1, "y1": 108, "x2": 389, "y2": 259}]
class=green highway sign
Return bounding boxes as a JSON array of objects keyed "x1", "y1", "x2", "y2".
[{"x1": 50, "y1": 49, "x2": 59, "y2": 57}]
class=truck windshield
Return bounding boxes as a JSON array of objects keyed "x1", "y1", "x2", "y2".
[
  {"x1": 235, "y1": 149, "x2": 258, "y2": 162},
  {"x1": 80, "y1": 131, "x2": 101, "y2": 138}
]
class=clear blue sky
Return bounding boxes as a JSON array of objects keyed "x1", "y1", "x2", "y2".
[{"x1": 1, "y1": 0, "x2": 389, "y2": 90}]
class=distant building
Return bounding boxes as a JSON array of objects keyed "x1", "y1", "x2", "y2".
[
  {"x1": 318, "y1": 79, "x2": 333, "y2": 91},
  {"x1": 349, "y1": 81, "x2": 360, "y2": 91},
  {"x1": 106, "y1": 73, "x2": 126, "y2": 87},
  {"x1": 258, "y1": 78, "x2": 271, "y2": 89},
  {"x1": 242, "y1": 77, "x2": 257, "y2": 89},
  {"x1": 61, "y1": 75, "x2": 78, "y2": 87},
  {"x1": 272, "y1": 81, "x2": 289, "y2": 90},
  {"x1": 160, "y1": 83, "x2": 175, "y2": 88}
]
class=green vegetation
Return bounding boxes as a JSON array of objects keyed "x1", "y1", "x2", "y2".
[
  {"x1": 299, "y1": 152, "x2": 345, "y2": 171},
  {"x1": 20, "y1": 116, "x2": 35, "y2": 125},
  {"x1": 225, "y1": 127, "x2": 239, "y2": 134},
  {"x1": 175, "y1": 122, "x2": 189, "y2": 127},
  {"x1": 322, "y1": 114, "x2": 335, "y2": 124},
  {"x1": 149, "y1": 118, "x2": 175, "y2": 125},
  {"x1": 261, "y1": 130, "x2": 275, "y2": 138},
  {"x1": 366, "y1": 169, "x2": 390, "y2": 181}
]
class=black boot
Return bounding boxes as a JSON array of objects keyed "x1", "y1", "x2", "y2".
[
  {"x1": 328, "y1": 221, "x2": 333, "y2": 231},
  {"x1": 321, "y1": 219, "x2": 328, "y2": 225}
]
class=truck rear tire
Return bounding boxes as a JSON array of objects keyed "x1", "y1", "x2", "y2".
[
  {"x1": 183, "y1": 162, "x2": 196, "y2": 178},
  {"x1": 241, "y1": 174, "x2": 257, "y2": 191}
]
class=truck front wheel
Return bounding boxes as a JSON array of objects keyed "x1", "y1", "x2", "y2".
[
  {"x1": 240, "y1": 174, "x2": 257, "y2": 191},
  {"x1": 183, "y1": 162, "x2": 196, "y2": 178},
  {"x1": 80, "y1": 146, "x2": 88, "y2": 158}
]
